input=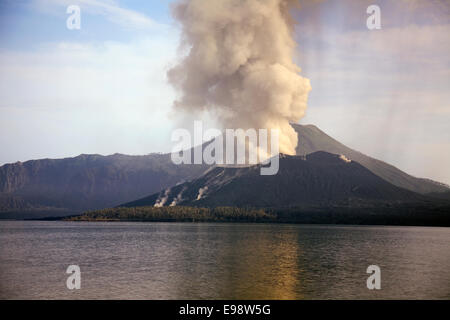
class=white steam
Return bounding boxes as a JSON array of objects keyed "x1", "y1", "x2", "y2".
[
  {"x1": 168, "y1": 0, "x2": 311, "y2": 155},
  {"x1": 196, "y1": 186, "x2": 208, "y2": 201},
  {"x1": 170, "y1": 187, "x2": 187, "y2": 206},
  {"x1": 154, "y1": 188, "x2": 170, "y2": 207},
  {"x1": 339, "y1": 154, "x2": 351, "y2": 163}
]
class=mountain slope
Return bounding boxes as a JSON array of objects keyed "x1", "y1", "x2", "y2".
[
  {"x1": 293, "y1": 124, "x2": 448, "y2": 194},
  {"x1": 121, "y1": 152, "x2": 426, "y2": 208},
  {"x1": 0, "y1": 153, "x2": 208, "y2": 215},
  {"x1": 1, "y1": 124, "x2": 447, "y2": 217}
]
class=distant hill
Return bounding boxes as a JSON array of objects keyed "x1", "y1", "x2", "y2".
[
  {"x1": 121, "y1": 151, "x2": 427, "y2": 208},
  {"x1": 0, "y1": 153, "x2": 208, "y2": 217}
]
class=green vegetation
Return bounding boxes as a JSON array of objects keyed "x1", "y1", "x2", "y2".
[
  {"x1": 65, "y1": 203, "x2": 450, "y2": 227},
  {"x1": 67, "y1": 206, "x2": 276, "y2": 222}
]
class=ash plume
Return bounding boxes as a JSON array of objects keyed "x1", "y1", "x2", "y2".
[{"x1": 168, "y1": 0, "x2": 311, "y2": 155}]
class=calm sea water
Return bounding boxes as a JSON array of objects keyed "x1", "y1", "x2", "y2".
[{"x1": 0, "y1": 221, "x2": 449, "y2": 299}]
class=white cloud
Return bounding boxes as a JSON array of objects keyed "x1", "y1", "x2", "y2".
[
  {"x1": 33, "y1": 0, "x2": 164, "y2": 30},
  {"x1": 0, "y1": 32, "x2": 181, "y2": 163}
]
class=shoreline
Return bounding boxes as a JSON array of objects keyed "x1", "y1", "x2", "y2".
[
  {"x1": 2, "y1": 203, "x2": 450, "y2": 227},
  {"x1": 2, "y1": 217, "x2": 450, "y2": 228}
]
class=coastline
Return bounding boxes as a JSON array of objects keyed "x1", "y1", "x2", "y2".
[{"x1": 58, "y1": 205, "x2": 450, "y2": 227}]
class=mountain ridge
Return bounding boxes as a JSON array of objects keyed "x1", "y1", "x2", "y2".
[
  {"x1": 293, "y1": 124, "x2": 448, "y2": 194},
  {"x1": 0, "y1": 153, "x2": 209, "y2": 217},
  {"x1": 121, "y1": 151, "x2": 428, "y2": 208},
  {"x1": 0, "y1": 124, "x2": 448, "y2": 218}
]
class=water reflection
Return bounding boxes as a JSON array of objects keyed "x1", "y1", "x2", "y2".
[
  {"x1": 0, "y1": 222, "x2": 449, "y2": 299},
  {"x1": 150, "y1": 224, "x2": 304, "y2": 299}
]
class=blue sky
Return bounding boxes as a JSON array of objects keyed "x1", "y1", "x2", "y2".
[
  {"x1": 0, "y1": 0, "x2": 449, "y2": 184},
  {"x1": 0, "y1": 0, "x2": 174, "y2": 49}
]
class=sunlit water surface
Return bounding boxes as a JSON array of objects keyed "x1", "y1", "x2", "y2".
[{"x1": 0, "y1": 221, "x2": 449, "y2": 299}]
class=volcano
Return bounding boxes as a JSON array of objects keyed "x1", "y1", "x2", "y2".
[
  {"x1": 121, "y1": 151, "x2": 427, "y2": 208},
  {"x1": 0, "y1": 124, "x2": 448, "y2": 218}
]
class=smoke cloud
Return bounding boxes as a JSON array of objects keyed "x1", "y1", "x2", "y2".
[
  {"x1": 168, "y1": 0, "x2": 311, "y2": 155},
  {"x1": 154, "y1": 188, "x2": 170, "y2": 207},
  {"x1": 196, "y1": 186, "x2": 208, "y2": 201}
]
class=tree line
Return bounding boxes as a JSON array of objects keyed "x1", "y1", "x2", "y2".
[{"x1": 66, "y1": 203, "x2": 450, "y2": 227}]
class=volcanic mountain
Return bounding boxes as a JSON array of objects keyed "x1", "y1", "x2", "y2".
[
  {"x1": 0, "y1": 124, "x2": 448, "y2": 218},
  {"x1": 0, "y1": 153, "x2": 208, "y2": 218},
  {"x1": 121, "y1": 151, "x2": 427, "y2": 208},
  {"x1": 292, "y1": 124, "x2": 447, "y2": 194}
]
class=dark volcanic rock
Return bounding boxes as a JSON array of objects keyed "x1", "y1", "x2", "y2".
[{"x1": 122, "y1": 152, "x2": 426, "y2": 208}]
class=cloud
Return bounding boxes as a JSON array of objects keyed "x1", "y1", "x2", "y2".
[
  {"x1": 296, "y1": 0, "x2": 450, "y2": 29},
  {"x1": 167, "y1": 0, "x2": 311, "y2": 155},
  {"x1": 294, "y1": 2, "x2": 450, "y2": 184},
  {"x1": 0, "y1": 36, "x2": 177, "y2": 109},
  {"x1": 0, "y1": 34, "x2": 180, "y2": 163},
  {"x1": 33, "y1": 0, "x2": 164, "y2": 30}
]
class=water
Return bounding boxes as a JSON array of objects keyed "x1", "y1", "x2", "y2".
[{"x1": 0, "y1": 221, "x2": 449, "y2": 299}]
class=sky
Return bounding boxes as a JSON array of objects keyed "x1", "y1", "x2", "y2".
[{"x1": 0, "y1": 0, "x2": 449, "y2": 185}]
